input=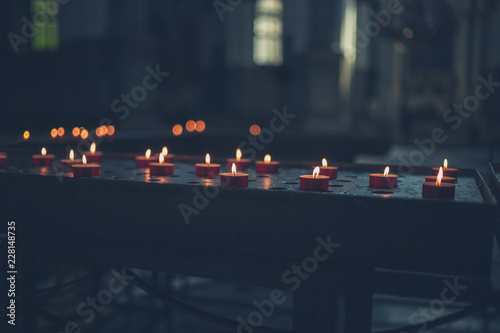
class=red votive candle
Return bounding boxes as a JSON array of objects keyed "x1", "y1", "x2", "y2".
[
  {"x1": 369, "y1": 166, "x2": 398, "y2": 188},
  {"x1": 33, "y1": 148, "x2": 55, "y2": 166},
  {"x1": 300, "y1": 167, "x2": 329, "y2": 190},
  {"x1": 317, "y1": 158, "x2": 338, "y2": 179},
  {"x1": 73, "y1": 155, "x2": 100, "y2": 177},
  {"x1": 155, "y1": 146, "x2": 175, "y2": 163},
  {"x1": 432, "y1": 159, "x2": 458, "y2": 178},
  {"x1": 61, "y1": 149, "x2": 79, "y2": 169},
  {"x1": 149, "y1": 154, "x2": 174, "y2": 175},
  {"x1": 256, "y1": 154, "x2": 279, "y2": 173},
  {"x1": 85, "y1": 143, "x2": 103, "y2": 163},
  {"x1": 0, "y1": 153, "x2": 7, "y2": 167},
  {"x1": 136, "y1": 149, "x2": 153, "y2": 168},
  {"x1": 220, "y1": 163, "x2": 249, "y2": 187},
  {"x1": 227, "y1": 149, "x2": 250, "y2": 170},
  {"x1": 423, "y1": 167, "x2": 455, "y2": 199},
  {"x1": 196, "y1": 154, "x2": 221, "y2": 176}
]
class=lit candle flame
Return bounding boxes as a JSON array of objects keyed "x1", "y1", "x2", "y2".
[
  {"x1": 443, "y1": 159, "x2": 448, "y2": 169},
  {"x1": 313, "y1": 167, "x2": 320, "y2": 179},
  {"x1": 145, "y1": 149, "x2": 151, "y2": 158},
  {"x1": 384, "y1": 166, "x2": 390, "y2": 177},
  {"x1": 437, "y1": 167, "x2": 443, "y2": 186},
  {"x1": 82, "y1": 155, "x2": 87, "y2": 165},
  {"x1": 206, "y1": 153, "x2": 210, "y2": 165},
  {"x1": 162, "y1": 147, "x2": 168, "y2": 156},
  {"x1": 41, "y1": 147, "x2": 47, "y2": 156},
  {"x1": 23, "y1": 131, "x2": 30, "y2": 140},
  {"x1": 69, "y1": 150, "x2": 74, "y2": 161},
  {"x1": 264, "y1": 154, "x2": 271, "y2": 164},
  {"x1": 90, "y1": 143, "x2": 96, "y2": 154},
  {"x1": 236, "y1": 149, "x2": 242, "y2": 161},
  {"x1": 232, "y1": 163, "x2": 237, "y2": 176},
  {"x1": 322, "y1": 158, "x2": 327, "y2": 168},
  {"x1": 159, "y1": 154, "x2": 164, "y2": 164}
]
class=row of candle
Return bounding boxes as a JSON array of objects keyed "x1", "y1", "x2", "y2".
[{"x1": 0, "y1": 146, "x2": 459, "y2": 198}]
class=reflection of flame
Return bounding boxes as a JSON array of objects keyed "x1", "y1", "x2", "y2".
[
  {"x1": 23, "y1": 131, "x2": 30, "y2": 140},
  {"x1": 384, "y1": 167, "x2": 390, "y2": 177},
  {"x1": 146, "y1": 149, "x2": 151, "y2": 158},
  {"x1": 206, "y1": 153, "x2": 210, "y2": 165},
  {"x1": 159, "y1": 154, "x2": 164, "y2": 164},
  {"x1": 41, "y1": 148, "x2": 47, "y2": 155},
  {"x1": 322, "y1": 158, "x2": 327, "y2": 167},
  {"x1": 236, "y1": 149, "x2": 242, "y2": 161},
  {"x1": 72, "y1": 127, "x2": 80, "y2": 137},
  {"x1": 443, "y1": 159, "x2": 448, "y2": 169},
  {"x1": 82, "y1": 155, "x2": 87, "y2": 165},
  {"x1": 90, "y1": 143, "x2": 96, "y2": 153},
  {"x1": 69, "y1": 150, "x2": 74, "y2": 160},
  {"x1": 313, "y1": 167, "x2": 320, "y2": 178},
  {"x1": 57, "y1": 127, "x2": 65, "y2": 136},
  {"x1": 51, "y1": 128, "x2": 57, "y2": 138},
  {"x1": 162, "y1": 147, "x2": 168, "y2": 156},
  {"x1": 232, "y1": 163, "x2": 237, "y2": 175},
  {"x1": 437, "y1": 167, "x2": 443, "y2": 186},
  {"x1": 264, "y1": 154, "x2": 271, "y2": 163}
]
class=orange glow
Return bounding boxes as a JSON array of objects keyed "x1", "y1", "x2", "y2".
[
  {"x1": 250, "y1": 125, "x2": 261, "y2": 136},
  {"x1": 437, "y1": 167, "x2": 443, "y2": 186},
  {"x1": 384, "y1": 167, "x2": 390, "y2": 177},
  {"x1": 57, "y1": 127, "x2": 65, "y2": 136},
  {"x1": 72, "y1": 127, "x2": 80, "y2": 137},
  {"x1": 69, "y1": 150, "x2": 74, "y2": 161},
  {"x1": 41, "y1": 148, "x2": 47, "y2": 156},
  {"x1": 159, "y1": 154, "x2": 164, "y2": 164},
  {"x1": 313, "y1": 167, "x2": 320, "y2": 178},
  {"x1": 145, "y1": 149, "x2": 151, "y2": 158},
  {"x1": 51, "y1": 128, "x2": 58, "y2": 138},
  {"x1": 195, "y1": 120, "x2": 205, "y2": 132},
  {"x1": 96, "y1": 127, "x2": 103, "y2": 137},
  {"x1": 107, "y1": 125, "x2": 115, "y2": 135},
  {"x1": 206, "y1": 153, "x2": 210, "y2": 165},
  {"x1": 236, "y1": 149, "x2": 242, "y2": 161},
  {"x1": 23, "y1": 131, "x2": 30, "y2": 140},
  {"x1": 443, "y1": 159, "x2": 448, "y2": 169},
  {"x1": 322, "y1": 158, "x2": 327, "y2": 167},
  {"x1": 162, "y1": 147, "x2": 168, "y2": 156},
  {"x1": 264, "y1": 154, "x2": 271, "y2": 163},
  {"x1": 81, "y1": 129, "x2": 89, "y2": 139},
  {"x1": 186, "y1": 120, "x2": 196, "y2": 132},
  {"x1": 90, "y1": 143, "x2": 96, "y2": 154},
  {"x1": 82, "y1": 155, "x2": 87, "y2": 165},
  {"x1": 173, "y1": 124, "x2": 183, "y2": 136},
  {"x1": 100, "y1": 125, "x2": 108, "y2": 136},
  {"x1": 232, "y1": 163, "x2": 237, "y2": 175}
]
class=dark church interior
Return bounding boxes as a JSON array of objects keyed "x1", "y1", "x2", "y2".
[{"x1": 1, "y1": 0, "x2": 500, "y2": 332}]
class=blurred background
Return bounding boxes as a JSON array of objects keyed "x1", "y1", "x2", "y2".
[{"x1": 1, "y1": 0, "x2": 500, "y2": 146}]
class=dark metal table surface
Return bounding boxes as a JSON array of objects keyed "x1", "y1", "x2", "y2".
[{"x1": 1, "y1": 154, "x2": 498, "y2": 332}]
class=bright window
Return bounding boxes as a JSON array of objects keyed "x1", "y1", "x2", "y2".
[
  {"x1": 253, "y1": 0, "x2": 283, "y2": 66},
  {"x1": 31, "y1": 0, "x2": 59, "y2": 52}
]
